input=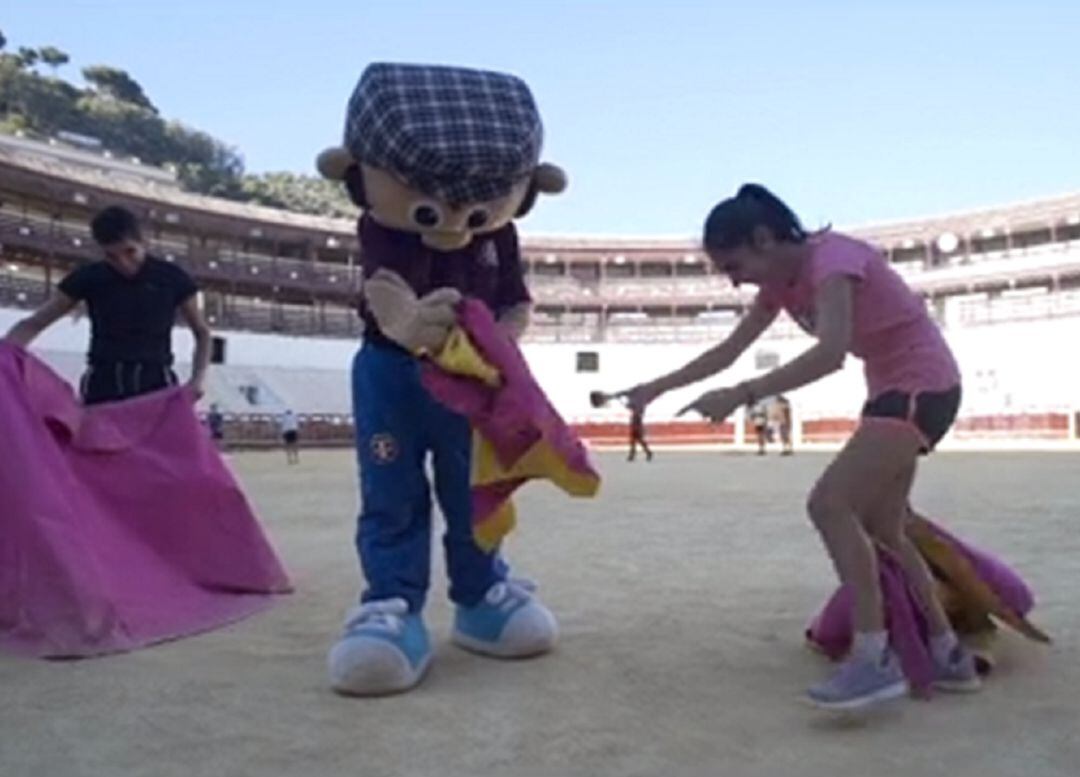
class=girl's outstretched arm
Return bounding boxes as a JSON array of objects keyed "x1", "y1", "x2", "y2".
[
  {"x1": 679, "y1": 276, "x2": 853, "y2": 421},
  {"x1": 628, "y1": 297, "x2": 778, "y2": 407}
]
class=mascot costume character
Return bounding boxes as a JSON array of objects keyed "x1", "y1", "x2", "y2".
[{"x1": 317, "y1": 63, "x2": 574, "y2": 696}]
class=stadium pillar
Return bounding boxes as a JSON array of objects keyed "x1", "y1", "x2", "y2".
[
  {"x1": 271, "y1": 239, "x2": 279, "y2": 295},
  {"x1": 931, "y1": 295, "x2": 947, "y2": 325}
]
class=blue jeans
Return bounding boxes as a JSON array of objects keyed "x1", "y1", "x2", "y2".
[{"x1": 352, "y1": 341, "x2": 507, "y2": 612}]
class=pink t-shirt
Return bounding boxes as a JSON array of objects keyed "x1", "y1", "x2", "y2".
[{"x1": 755, "y1": 232, "x2": 959, "y2": 397}]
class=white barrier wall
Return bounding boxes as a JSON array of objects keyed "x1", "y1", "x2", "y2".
[{"x1": 3, "y1": 306, "x2": 1078, "y2": 421}]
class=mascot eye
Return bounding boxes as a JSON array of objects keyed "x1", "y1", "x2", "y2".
[
  {"x1": 410, "y1": 203, "x2": 442, "y2": 228},
  {"x1": 466, "y1": 208, "x2": 490, "y2": 229}
]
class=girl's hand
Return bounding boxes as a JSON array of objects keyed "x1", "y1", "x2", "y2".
[{"x1": 678, "y1": 385, "x2": 750, "y2": 423}]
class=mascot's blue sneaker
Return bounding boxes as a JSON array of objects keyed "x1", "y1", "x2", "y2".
[
  {"x1": 328, "y1": 598, "x2": 432, "y2": 696},
  {"x1": 452, "y1": 579, "x2": 558, "y2": 658}
]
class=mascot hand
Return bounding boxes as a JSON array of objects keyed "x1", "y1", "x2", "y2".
[
  {"x1": 365, "y1": 269, "x2": 461, "y2": 353},
  {"x1": 411, "y1": 287, "x2": 463, "y2": 352}
]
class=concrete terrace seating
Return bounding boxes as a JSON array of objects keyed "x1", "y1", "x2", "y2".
[{"x1": 34, "y1": 350, "x2": 352, "y2": 417}]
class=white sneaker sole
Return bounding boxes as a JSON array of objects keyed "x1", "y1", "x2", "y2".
[
  {"x1": 329, "y1": 649, "x2": 432, "y2": 697},
  {"x1": 805, "y1": 679, "x2": 910, "y2": 712},
  {"x1": 450, "y1": 630, "x2": 554, "y2": 659},
  {"x1": 451, "y1": 602, "x2": 558, "y2": 659}
]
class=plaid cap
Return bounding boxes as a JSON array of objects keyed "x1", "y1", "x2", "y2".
[{"x1": 344, "y1": 63, "x2": 544, "y2": 206}]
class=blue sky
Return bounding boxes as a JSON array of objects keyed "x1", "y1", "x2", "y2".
[{"x1": 6, "y1": 1, "x2": 1079, "y2": 236}]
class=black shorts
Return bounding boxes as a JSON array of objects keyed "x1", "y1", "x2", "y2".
[
  {"x1": 80, "y1": 362, "x2": 178, "y2": 405},
  {"x1": 283, "y1": 431, "x2": 299, "y2": 445},
  {"x1": 861, "y1": 385, "x2": 961, "y2": 453}
]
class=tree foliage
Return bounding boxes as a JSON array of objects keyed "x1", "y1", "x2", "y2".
[
  {"x1": 16, "y1": 46, "x2": 39, "y2": 68},
  {"x1": 239, "y1": 172, "x2": 356, "y2": 218},
  {"x1": 38, "y1": 46, "x2": 70, "y2": 74},
  {"x1": 82, "y1": 64, "x2": 157, "y2": 113},
  {"x1": 0, "y1": 32, "x2": 355, "y2": 218}
]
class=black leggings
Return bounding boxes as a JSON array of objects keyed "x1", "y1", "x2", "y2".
[{"x1": 80, "y1": 362, "x2": 179, "y2": 405}]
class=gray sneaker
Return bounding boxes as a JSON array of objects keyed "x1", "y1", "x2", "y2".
[
  {"x1": 934, "y1": 645, "x2": 983, "y2": 693},
  {"x1": 807, "y1": 650, "x2": 909, "y2": 711}
]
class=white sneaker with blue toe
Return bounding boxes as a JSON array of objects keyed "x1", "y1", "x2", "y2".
[
  {"x1": 328, "y1": 598, "x2": 432, "y2": 696},
  {"x1": 452, "y1": 579, "x2": 557, "y2": 658}
]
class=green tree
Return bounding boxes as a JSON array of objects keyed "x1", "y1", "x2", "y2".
[
  {"x1": 239, "y1": 172, "x2": 356, "y2": 217},
  {"x1": 0, "y1": 53, "x2": 22, "y2": 117},
  {"x1": 17, "y1": 46, "x2": 38, "y2": 69},
  {"x1": 0, "y1": 54, "x2": 80, "y2": 129},
  {"x1": 12, "y1": 68, "x2": 81, "y2": 132},
  {"x1": 0, "y1": 29, "x2": 7, "y2": 51},
  {"x1": 38, "y1": 46, "x2": 69, "y2": 75},
  {"x1": 0, "y1": 36, "x2": 356, "y2": 218},
  {"x1": 82, "y1": 65, "x2": 156, "y2": 113},
  {"x1": 165, "y1": 122, "x2": 245, "y2": 197}
]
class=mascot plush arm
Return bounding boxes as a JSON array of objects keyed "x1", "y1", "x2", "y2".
[{"x1": 363, "y1": 269, "x2": 461, "y2": 354}]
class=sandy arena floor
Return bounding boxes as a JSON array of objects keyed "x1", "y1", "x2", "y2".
[{"x1": 2, "y1": 449, "x2": 1078, "y2": 777}]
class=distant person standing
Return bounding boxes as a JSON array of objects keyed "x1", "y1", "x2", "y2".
[
  {"x1": 748, "y1": 398, "x2": 769, "y2": 455},
  {"x1": 207, "y1": 403, "x2": 225, "y2": 447},
  {"x1": 589, "y1": 390, "x2": 654, "y2": 462},
  {"x1": 775, "y1": 394, "x2": 794, "y2": 455},
  {"x1": 3, "y1": 206, "x2": 211, "y2": 403},
  {"x1": 628, "y1": 405, "x2": 653, "y2": 462},
  {"x1": 279, "y1": 408, "x2": 300, "y2": 464}
]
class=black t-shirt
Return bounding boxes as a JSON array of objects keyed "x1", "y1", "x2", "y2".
[
  {"x1": 357, "y1": 216, "x2": 531, "y2": 345},
  {"x1": 58, "y1": 256, "x2": 198, "y2": 366}
]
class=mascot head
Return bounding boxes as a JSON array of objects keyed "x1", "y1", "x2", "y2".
[{"x1": 317, "y1": 62, "x2": 566, "y2": 251}]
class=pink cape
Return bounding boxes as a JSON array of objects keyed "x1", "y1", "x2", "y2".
[
  {"x1": 806, "y1": 516, "x2": 1046, "y2": 692},
  {"x1": 420, "y1": 300, "x2": 599, "y2": 545},
  {"x1": 0, "y1": 344, "x2": 292, "y2": 658}
]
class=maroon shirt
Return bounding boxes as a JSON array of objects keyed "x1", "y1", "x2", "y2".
[{"x1": 358, "y1": 215, "x2": 531, "y2": 345}]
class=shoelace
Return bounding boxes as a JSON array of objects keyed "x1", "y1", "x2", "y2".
[
  {"x1": 484, "y1": 578, "x2": 538, "y2": 611},
  {"x1": 343, "y1": 597, "x2": 409, "y2": 636}
]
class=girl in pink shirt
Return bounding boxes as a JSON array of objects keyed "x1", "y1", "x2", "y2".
[{"x1": 629, "y1": 184, "x2": 978, "y2": 711}]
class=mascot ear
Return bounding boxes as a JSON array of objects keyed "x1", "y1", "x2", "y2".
[
  {"x1": 516, "y1": 163, "x2": 568, "y2": 217},
  {"x1": 534, "y1": 163, "x2": 568, "y2": 194},
  {"x1": 316, "y1": 146, "x2": 354, "y2": 179},
  {"x1": 316, "y1": 146, "x2": 367, "y2": 208}
]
